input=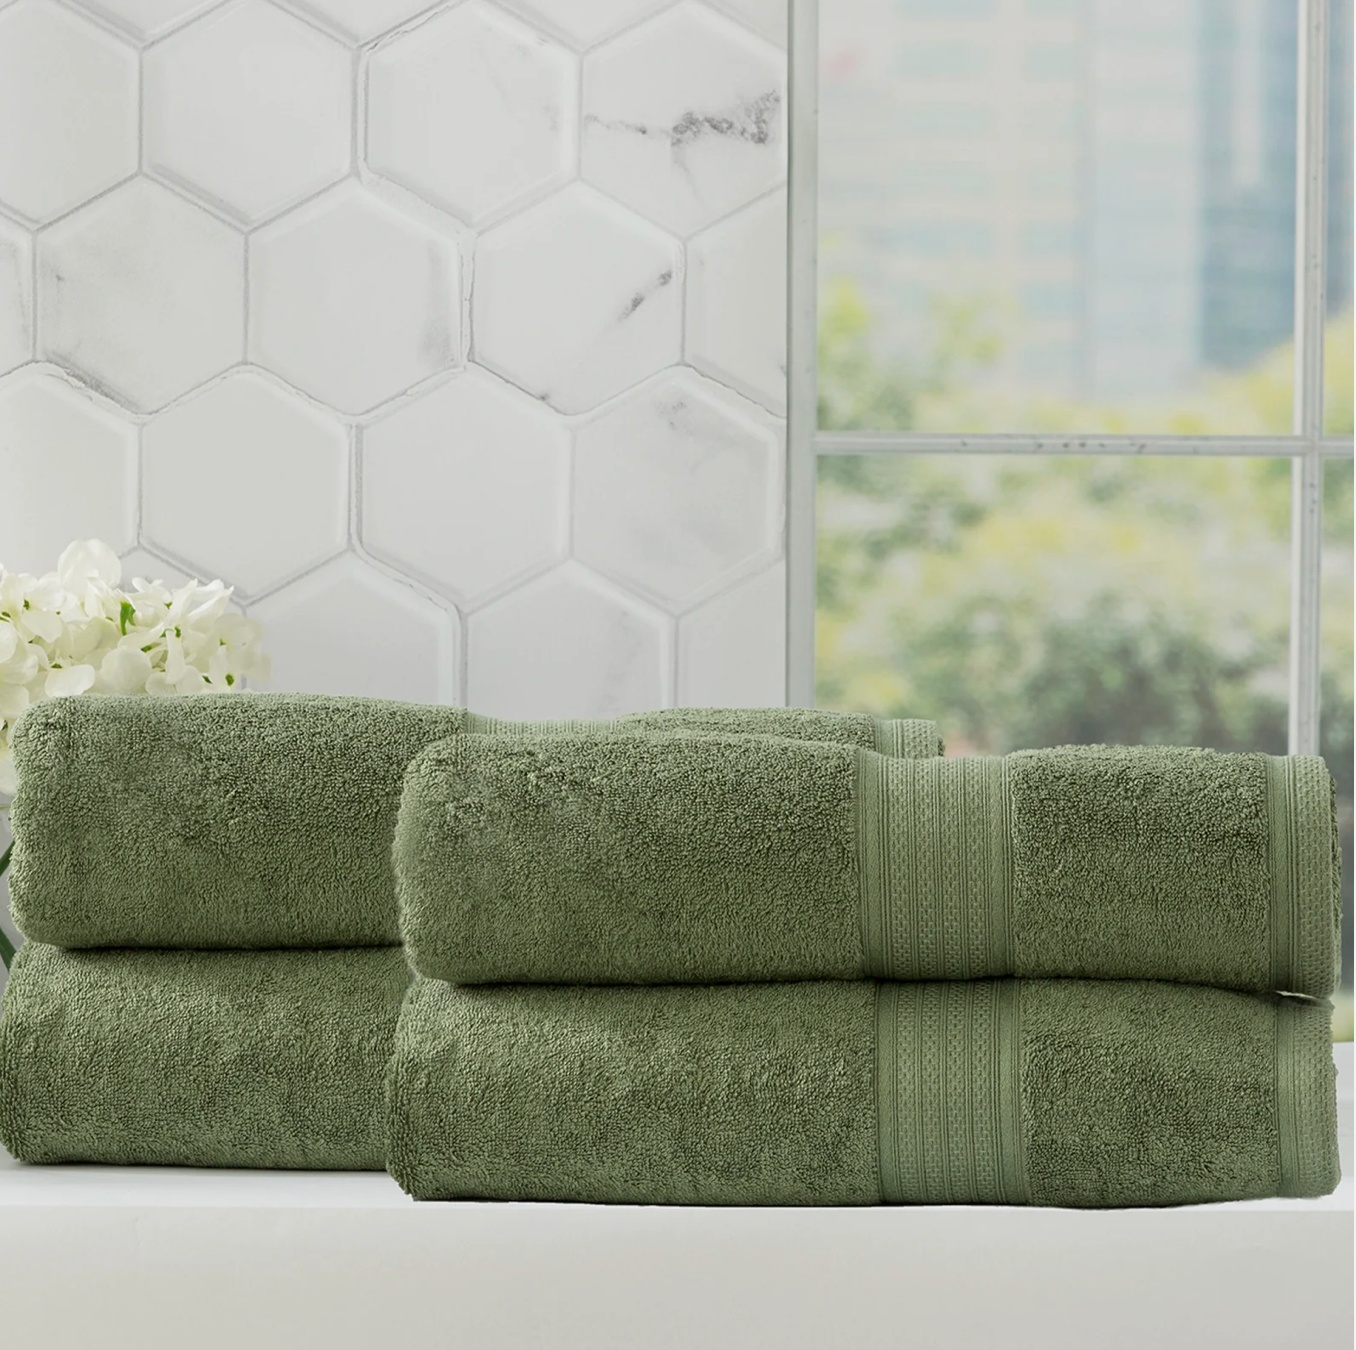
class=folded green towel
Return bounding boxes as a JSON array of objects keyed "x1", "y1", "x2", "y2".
[
  {"x1": 396, "y1": 735, "x2": 1341, "y2": 995},
  {"x1": 7, "y1": 693, "x2": 939, "y2": 949},
  {"x1": 0, "y1": 944, "x2": 409, "y2": 1170},
  {"x1": 385, "y1": 977, "x2": 1337, "y2": 1207}
]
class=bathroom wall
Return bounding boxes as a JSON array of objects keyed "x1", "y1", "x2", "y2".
[{"x1": 0, "y1": 0, "x2": 789, "y2": 717}]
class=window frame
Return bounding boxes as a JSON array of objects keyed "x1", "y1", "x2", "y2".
[{"x1": 786, "y1": 0, "x2": 1355, "y2": 757}]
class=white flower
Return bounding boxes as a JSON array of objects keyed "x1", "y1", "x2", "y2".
[{"x1": 0, "y1": 540, "x2": 269, "y2": 806}]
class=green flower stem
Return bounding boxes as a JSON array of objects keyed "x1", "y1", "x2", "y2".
[{"x1": 0, "y1": 838, "x2": 14, "y2": 970}]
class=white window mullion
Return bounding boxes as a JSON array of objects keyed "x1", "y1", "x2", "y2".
[
  {"x1": 1289, "y1": 0, "x2": 1330, "y2": 756},
  {"x1": 786, "y1": 0, "x2": 819, "y2": 708}
]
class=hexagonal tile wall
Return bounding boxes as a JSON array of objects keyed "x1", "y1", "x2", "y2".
[
  {"x1": 686, "y1": 189, "x2": 786, "y2": 413},
  {"x1": 573, "y1": 371, "x2": 782, "y2": 611},
  {"x1": 0, "y1": 371, "x2": 136, "y2": 574},
  {"x1": 466, "y1": 564, "x2": 669, "y2": 719},
  {"x1": 0, "y1": 1, "x2": 137, "y2": 223},
  {"x1": 250, "y1": 554, "x2": 457, "y2": 702},
  {"x1": 473, "y1": 184, "x2": 681, "y2": 413},
  {"x1": 367, "y1": 1, "x2": 575, "y2": 229},
  {"x1": 143, "y1": 373, "x2": 348, "y2": 597},
  {"x1": 118, "y1": 547, "x2": 192, "y2": 589},
  {"x1": 285, "y1": 0, "x2": 437, "y2": 43},
  {"x1": 0, "y1": 217, "x2": 32, "y2": 376},
  {"x1": 37, "y1": 179, "x2": 244, "y2": 412},
  {"x1": 582, "y1": 4, "x2": 785, "y2": 236},
  {"x1": 363, "y1": 369, "x2": 568, "y2": 605},
  {"x1": 678, "y1": 561, "x2": 784, "y2": 706},
  {"x1": 145, "y1": 0, "x2": 351, "y2": 225},
  {"x1": 70, "y1": 0, "x2": 224, "y2": 41},
  {"x1": 706, "y1": 0, "x2": 787, "y2": 47},
  {"x1": 498, "y1": 0, "x2": 670, "y2": 50},
  {"x1": 250, "y1": 184, "x2": 462, "y2": 416}
]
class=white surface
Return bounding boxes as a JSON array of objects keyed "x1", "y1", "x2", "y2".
[
  {"x1": 0, "y1": 0, "x2": 789, "y2": 712},
  {"x1": 0, "y1": 1047, "x2": 1350, "y2": 1350}
]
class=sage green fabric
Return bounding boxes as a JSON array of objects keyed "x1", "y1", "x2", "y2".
[
  {"x1": 397, "y1": 735, "x2": 1339, "y2": 995},
  {"x1": 7, "y1": 693, "x2": 939, "y2": 949},
  {"x1": 0, "y1": 944, "x2": 409, "y2": 1170},
  {"x1": 386, "y1": 977, "x2": 1338, "y2": 1207}
]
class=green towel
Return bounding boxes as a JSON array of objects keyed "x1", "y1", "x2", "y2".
[
  {"x1": 7, "y1": 693, "x2": 939, "y2": 949},
  {"x1": 0, "y1": 944, "x2": 409, "y2": 1170},
  {"x1": 385, "y1": 977, "x2": 1338, "y2": 1207},
  {"x1": 396, "y1": 735, "x2": 1341, "y2": 995}
]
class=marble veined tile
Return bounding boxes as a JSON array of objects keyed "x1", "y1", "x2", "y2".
[
  {"x1": 249, "y1": 554, "x2": 456, "y2": 702},
  {"x1": 0, "y1": 217, "x2": 32, "y2": 376},
  {"x1": 287, "y1": 0, "x2": 438, "y2": 43},
  {"x1": 145, "y1": 0, "x2": 351, "y2": 224},
  {"x1": 367, "y1": 1, "x2": 575, "y2": 228},
  {"x1": 143, "y1": 372, "x2": 348, "y2": 597},
  {"x1": 249, "y1": 183, "x2": 462, "y2": 415},
  {"x1": 0, "y1": 2, "x2": 137, "y2": 223},
  {"x1": 678, "y1": 560, "x2": 785, "y2": 706},
  {"x1": 0, "y1": 370, "x2": 136, "y2": 574},
  {"x1": 466, "y1": 563, "x2": 669, "y2": 718},
  {"x1": 686, "y1": 188, "x2": 786, "y2": 413},
  {"x1": 573, "y1": 369, "x2": 782, "y2": 612},
  {"x1": 37, "y1": 179, "x2": 244, "y2": 412},
  {"x1": 499, "y1": 0, "x2": 670, "y2": 50},
  {"x1": 582, "y1": 4, "x2": 785, "y2": 236},
  {"x1": 70, "y1": 0, "x2": 220, "y2": 41},
  {"x1": 362, "y1": 368, "x2": 568, "y2": 605},
  {"x1": 472, "y1": 183, "x2": 681, "y2": 414}
]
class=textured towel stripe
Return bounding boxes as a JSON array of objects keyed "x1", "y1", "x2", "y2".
[
  {"x1": 875, "y1": 983, "x2": 1016, "y2": 1204},
  {"x1": 1289, "y1": 756, "x2": 1338, "y2": 997},
  {"x1": 463, "y1": 715, "x2": 600, "y2": 734},
  {"x1": 866, "y1": 758, "x2": 1010, "y2": 980},
  {"x1": 1275, "y1": 998, "x2": 1299, "y2": 1195},
  {"x1": 874, "y1": 719, "x2": 942, "y2": 757},
  {"x1": 1266, "y1": 756, "x2": 1296, "y2": 992},
  {"x1": 856, "y1": 753, "x2": 889, "y2": 978},
  {"x1": 995, "y1": 980, "x2": 1028, "y2": 1204}
]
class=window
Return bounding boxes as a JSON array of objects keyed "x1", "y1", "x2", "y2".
[{"x1": 788, "y1": 0, "x2": 1355, "y2": 1032}]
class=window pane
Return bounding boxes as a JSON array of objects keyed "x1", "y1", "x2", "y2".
[
  {"x1": 1323, "y1": 457, "x2": 1353, "y2": 1037},
  {"x1": 816, "y1": 454, "x2": 1290, "y2": 755},
  {"x1": 819, "y1": 0, "x2": 1298, "y2": 434},
  {"x1": 1326, "y1": 0, "x2": 1353, "y2": 436}
]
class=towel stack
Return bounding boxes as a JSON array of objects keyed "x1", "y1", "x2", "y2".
[{"x1": 0, "y1": 693, "x2": 1341, "y2": 1207}]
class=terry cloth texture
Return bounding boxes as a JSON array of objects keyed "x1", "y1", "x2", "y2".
[
  {"x1": 396, "y1": 736, "x2": 1340, "y2": 994},
  {"x1": 0, "y1": 944, "x2": 409, "y2": 1170},
  {"x1": 385, "y1": 977, "x2": 1338, "y2": 1207},
  {"x1": 7, "y1": 693, "x2": 940, "y2": 949}
]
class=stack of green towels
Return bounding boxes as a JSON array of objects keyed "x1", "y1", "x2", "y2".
[{"x1": 0, "y1": 693, "x2": 1341, "y2": 1208}]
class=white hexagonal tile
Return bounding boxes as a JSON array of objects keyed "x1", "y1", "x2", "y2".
[
  {"x1": 472, "y1": 184, "x2": 681, "y2": 413},
  {"x1": 0, "y1": 370, "x2": 136, "y2": 574},
  {"x1": 686, "y1": 188, "x2": 785, "y2": 412},
  {"x1": 367, "y1": 2, "x2": 575, "y2": 228},
  {"x1": 287, "y1": 0, "x2": 435, "y2": 43},
  {"x1": 466, "y1": 563, "x2": 668, "y2": 718},
  {"x1": 37, "y1": 180, "x2": 244, "y2": 412},
  {"x1": 249, "y1": 554, "x2": 456, "y2": 702},
  {"x1": 499, "y1": 0, "x2": 669, "y2": 49},
  {"x1": 118, "y1": 546, "x2": 192, "y2": 589},
  {"x1": 363, "y1": 369, "x2": 567, "y2": 604},
  {"x1": 706, "y1": 0, "x2": 786, "y2": 47},
  {"x1": 143, "y1": 373, "x2": 348, "y2": 596},
  {"x1": 582, "y1": 6, "x2": 785, "y2": 236},
  {"x1": 0, "y1": 2, "x2": 137, "y2": 222},
  {"x1": 145, "y1": 1, "x2": 351, "y2": 224},
  {"x1": 677, "y1": 561, "x2": 784, "y2": 706},
  {"x1": 71, "y1": 0, "x2": 221, "y2": 40},
  {"x1": 0, "y1": 217, "x2": 32, "y2": 375},
  {"x1": 249, "y1": 184, "x2": 461, "y2": 415},
  {"x1": 574, "y1": 370, "x2": 781, "y2": 611}
]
